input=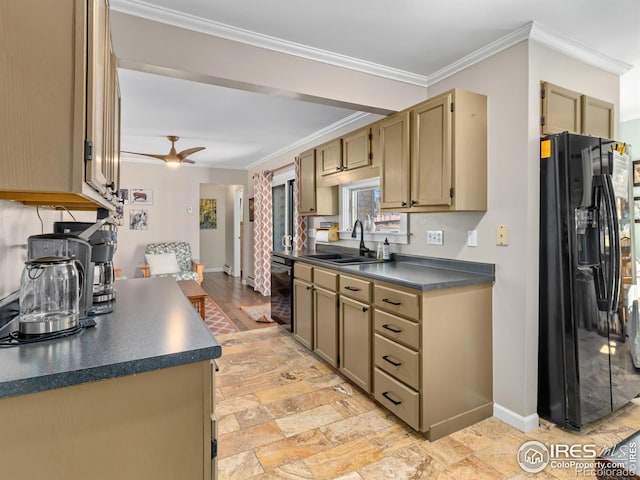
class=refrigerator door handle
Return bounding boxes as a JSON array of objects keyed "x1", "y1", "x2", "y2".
[
  {"x1": 603, "y1": 174, "x2": 621, "y2": 313},
  {"x1": 592, "y1": 179, "x2": 609, "y2": 311}
]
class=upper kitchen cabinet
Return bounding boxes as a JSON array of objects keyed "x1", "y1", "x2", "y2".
[
  {"x1": 342, "y1": 127, "x2": 373, "y2": 172},
  {"x1": 0, "y1": 0, "x2": 120, "y2": 210},
  {"x1": 541, "y1": 81, "x2": 614, "y2": 139},
  {"x1": 318, "y1": 138, "x2": 343, "y2": 176},
  {"x1": 298, "y1": 148, "x2": 338, "y2": 216},
  {"x1": 540, "y1": 82, "x2": 582, "y2": 135},
  {"x1": 582, "y1": 95, "x2": 614, "y2": 139},
  {"x1": 380, "y1": 88, "x2": 487, "y2": 212}
]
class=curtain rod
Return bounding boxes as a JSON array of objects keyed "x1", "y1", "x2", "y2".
[{"x1": 252, "y1": 162, "x2": 294, "y2": 179}]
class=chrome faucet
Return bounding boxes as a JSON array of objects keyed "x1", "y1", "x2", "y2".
[{"x1": 351, "y1": 219, "x2": 371, "y2": 257}]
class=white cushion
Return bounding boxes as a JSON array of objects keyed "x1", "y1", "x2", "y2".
[{"x1": 145, "y1": 253, "x2": 181, "y2": 275}]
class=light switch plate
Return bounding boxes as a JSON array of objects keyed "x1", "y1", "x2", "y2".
[
  {"x1": 496, "y1": 225, "x2": 509, "y2": 246},
  {"x1": 427, "y1": 230, "x2": 444, "y2": 245},
  {"x1": 467, "y1": 230, "x2": 478, "y2": 247}
]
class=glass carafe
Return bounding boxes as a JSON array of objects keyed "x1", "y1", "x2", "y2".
[{"x1": 19, "y1": 256, "x2": 80, "y2": 336}]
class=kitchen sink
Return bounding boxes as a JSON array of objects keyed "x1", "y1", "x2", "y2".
[{"x1": 301, "y1": 253, "x2": 382, "y2": 265}]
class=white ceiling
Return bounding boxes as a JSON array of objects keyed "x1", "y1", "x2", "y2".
[{"x1": 111, "y1": 0, "x2": 640, "y2": 169}]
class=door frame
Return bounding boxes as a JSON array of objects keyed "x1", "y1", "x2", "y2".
[{"x1": 234, "y1": 187, "x2": 243, "y2": 278}]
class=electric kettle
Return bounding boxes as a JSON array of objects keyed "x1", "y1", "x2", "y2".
[{"x1": 18, "y1": 256, "x2": 80, "y2": 337}]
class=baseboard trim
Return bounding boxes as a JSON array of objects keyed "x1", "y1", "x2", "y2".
[
  {"x1": 493, "y1": 403, "x2": 539, "y2": 433},
  {"x1": 204, "y1": 267, "x2": 223, "y2": 273}
]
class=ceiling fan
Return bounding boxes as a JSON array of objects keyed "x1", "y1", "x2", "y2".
[{"x1": 122, "y1": 135, "x2": 205, "y2": 166}]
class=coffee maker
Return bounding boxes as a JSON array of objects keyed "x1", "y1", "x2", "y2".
[
  {"x1": 54, "y1": 213, "x2": 118, "y2": 313},
  {"x1": 27, "y1": 234, "x2": 94, "y2": 319}
]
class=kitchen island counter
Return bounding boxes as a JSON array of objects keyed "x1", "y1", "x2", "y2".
[{"x1": 0, "y1": 277, "x2": 221, "y2": 399}]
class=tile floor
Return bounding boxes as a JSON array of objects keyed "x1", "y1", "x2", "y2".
[{"x1": 215, "y1": 326, "x2": 640, "y2": 480}]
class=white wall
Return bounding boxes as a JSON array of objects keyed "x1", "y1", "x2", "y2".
[
  {"x1": 0, "y1": 201, "x2": 64, "y2": 300},
  {"x1": 114, "y1": 162, "x2": 247, "y2": 279},
  {"x1": 199, "y1": 184, "x2": 227, "y2": 271}
]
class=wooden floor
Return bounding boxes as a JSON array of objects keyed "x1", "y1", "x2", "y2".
[{"x1": 201, "y1": 272, "x2": 274, "y2": 332}]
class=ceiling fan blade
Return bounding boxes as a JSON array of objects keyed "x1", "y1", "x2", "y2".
[
  {"x1": 181, "y1": 159, "x2": 196, "y2": 164},
  {"x1": 177, "y1": 146, "x2": 205, "y2": 159},
  {"x1": 121, "y1": 151, "x2": 171, "y2": 162}
]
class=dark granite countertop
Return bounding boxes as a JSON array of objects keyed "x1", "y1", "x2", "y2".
[
  {"x1": 0, "y1": 277, "x2": 221, "y2": 399},
  {"x1": 273, "y1": 248, "x2": 495, "y2": 291}
]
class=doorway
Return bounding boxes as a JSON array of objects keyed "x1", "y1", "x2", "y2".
[{"x1": 272, "y1": 174, "x2": 295, "y2": 252}]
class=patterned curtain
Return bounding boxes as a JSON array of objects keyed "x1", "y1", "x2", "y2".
[
  {"x1": 293, "y1": 157, "x2": 308, "y2": 251},
  {"x1": 253, "y1": 171, "x2": 273, "y2": 296}
]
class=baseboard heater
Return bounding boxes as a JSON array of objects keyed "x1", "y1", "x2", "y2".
[{"x1": 223, "y1": 264, "x2": 232, "y2": 275}]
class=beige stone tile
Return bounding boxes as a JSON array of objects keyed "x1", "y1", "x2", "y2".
[
  {"x1": 332, "y1": 472, "x2": 363, "y2": 480},
  {"x1": 217, "y1": 393, "x2": 262, "y2": 416},
  {"x1": 256, "y1": 380, "x2": 317, "y2": 404},
  {"x1": 471, "y1": 417, "x2": 523, "y2": 440},
  {"x1": 447, "y1": 423, "x2": 498, "y2": 453},
  {"x1": 275, "y1": 404, "x2": 345, "y2": 438},
  {"x1": 508, "y1": 470, "x2": 559, "y2": 479},
  {"x1": 246, "y1": 460, "x2": 315, "y2": 479},
  {"x1": 331, "y1": 383, "x2": 379, "y2": 417},
  {"x1": 255, "y1": 429, "x2": 333, "y2": 471},
  {"x1": 235, "y1": 405, "x2": 274, "y2": 429},
  {"x1": 319, "y1": 410, "x2": 394, "y2": 445},
  {"x1": 418, "y1": 435, "x2": 474, "y2": 466},
  {"x1": 218, "y1": 421, "x2": 284, "y2": 458},
  {"x1": 431, "y1": 454, "x2": 507, "y2": 480},
  {"x1": 358, "y1": 444, "x2": 445, "y2": 480},
  {"x1": 474, "y1": 433, "x2": 533, "y2": 478},
  {"x1": 220, "y1": 372, "x2": 296, "y2": 398},
  {"x1": 264, "y1": 387, "x2": 346, "y2": 419},
  {"x1": 366, "y1": 424, "x2": 424, "y2": 454},
  {"x1": 304, "y1": 438, "x2": 384, "y2": 480},
  {"x1": 305, "y1": 372, "x2": 346, "y2": 390},
  {"x1": 218, "y1": 450, "x2": 264, "y2": 480},
  {"x1": 218, "y1": 413, "x2": 241, "y2": 435}
]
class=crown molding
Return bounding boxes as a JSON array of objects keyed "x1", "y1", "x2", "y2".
[
  {"x1": 110, "y1": 0, "x2": 430, "y2": 87},
  {"x1": 245, "y1": 112, "x2": 372, "y2": 169}
]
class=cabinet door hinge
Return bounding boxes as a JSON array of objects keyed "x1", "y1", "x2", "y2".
[
  {"x1": 336, "y1": 298, "x2": 340, "y2": 308},
  {"x1": 84, "y1": 140, "x2": 93, "y2": 161},
  {"x1": 450, "y1": 102, "x2": 454, "y2": 113},
  {"x1": 541, "y1": 88, "x2": 546, "y2": 99},
  {"x1": 368, "y1": 152, "x2": 373, "y2": 160},
  {"x1": 337, "y1": 355, "x2": 340, "y2": 366},
  {"x1": 450, "y1": 187, "x2": 454, "y2": 198},
  {"x1": 541, "y1": 116, "x2": 546, "y2": 127},
  {"x1": 211, "y1": 439, "x2": 218, "y2": 459},
  {"x1": 368, "y1": 132, "x2": 372, "y2": 141}
]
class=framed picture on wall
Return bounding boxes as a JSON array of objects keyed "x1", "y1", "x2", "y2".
[
  {"x1": 131, "y1": 188, "x2": 153, "y2": 205},
  {"x1": 130, "y1": 210, "x2": 148, "y2": 230},
  {"x1": 199, "y1": 198, "x2": 217, "y2": 229},
  {"x1": 634, "y1": 197, "x2": 640, "y2": 222},
  {"x1": 633, "y1": 161, "x2": 640, "y2": 186},
  {"x1": 248, "y1": 197, "x2": 255, "y2": 222}
]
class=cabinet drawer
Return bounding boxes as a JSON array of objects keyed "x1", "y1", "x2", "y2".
[
  {"x1": 294, "y1": 262, "x2": 313, "y2": 282},
  {"x1": 339, "y1": 275, "x2": 371, "y2": 303},
  {"x1": 374, "y1": 309, "x2": 419, "y2": 350},
  {"x1": 374, "y1": 368, "x2": 419, "y2": 430},
  {"x1": 314, "y1": 268, "x2": 338, "y2": 291},
  {"x1": 374, "y1": 334, "x2": 420, "y2": 390},
  {"x1": 374, "y1": 284, "x2": 419, "y2": 320}
]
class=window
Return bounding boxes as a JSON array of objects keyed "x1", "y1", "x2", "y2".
[{"x1": 340, "y1": 178, "x2": 408, "y2": 244}]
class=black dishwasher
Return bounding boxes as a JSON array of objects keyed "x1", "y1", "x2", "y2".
[{"x1": 270, "y1": 253, "x2": 293, "y2": 331}]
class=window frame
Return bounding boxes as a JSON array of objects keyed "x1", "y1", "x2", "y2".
[{"x1": 339, "y1": 177, "x2": 409, "y2": 245}]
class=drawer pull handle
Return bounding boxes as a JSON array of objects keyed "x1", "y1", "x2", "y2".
[
  {"x1": 382, "y1": 391, "x2": 402, "y2": 405},
  {"x1": 382, "y1": 324, "x2": 402, "y2": 333},
  {"x1": 382, "y1": 355, "x2": 402, "y2": 367},
  {"x1": 344, "y1": 286, "x2": 361, "y2": 292},
  {"x1": 306, "y1": 285, "x2": 315, "y2": 291},
  {"x1": 362, "y1": 306, "x2": 369, "y2": 312},
  {"x1": 382, "y1": 298, "x2": 402, "y2": 306}
]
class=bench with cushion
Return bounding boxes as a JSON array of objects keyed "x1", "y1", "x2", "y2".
[{"x1": 139, "y1": 241, "x2": 205, "y2": 285}]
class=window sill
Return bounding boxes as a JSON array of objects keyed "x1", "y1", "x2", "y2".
[{"x1": 338, "y1": 231, "x2": 410, "y2": 245}]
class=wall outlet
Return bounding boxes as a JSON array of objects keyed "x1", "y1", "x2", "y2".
[
  {"x1": 467, "y1": 230, "x2": 478, "y2": 247},
  {"x1": 187, "y1": 206, "x2": 193, "y2": 214},
  {"x1": 496, "y1": 225, "x2": 509, "y2": 246},
  {"x1": 427, "y1": 229, "x2": 444, "y2": 245}
]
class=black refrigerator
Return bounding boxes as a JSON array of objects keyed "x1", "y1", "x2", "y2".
[{"x1": 539, "y1": 132, "x2": 640, "y2": 430}]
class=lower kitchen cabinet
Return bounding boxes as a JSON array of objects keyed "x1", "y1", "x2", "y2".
[
  {"x1": 339, "y1": 295, "x2": 372, "y2": 393},
  {"x1": 314, "y1": 286, "x2": 339, "y2": 367},
  {"x1": 293, "y1": 278, "x2": 314, "y2": 349},
  {"x1": 0, "y1": 361, "x2": 214, "y2": 480}
]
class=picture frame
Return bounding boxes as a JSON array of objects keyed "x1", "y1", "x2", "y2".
[
  {"x1": 633, "y1": 161, "x2": 640, "y2": 187},
  {"x1": 129, "y1": 209, "x2": 149, "y2": 230},
  {"x1": 248, "y1": 197, "x2": 255, "y2": 222},
  {"x1": 199, "y1": 198, "x2": 217, "y2": 229},
  {"x1": 634, "y1": 197, "x2": 640, "y2": 222},
  {"x1": 130, "y1": 188, "x2": 153, "y2": 205}
]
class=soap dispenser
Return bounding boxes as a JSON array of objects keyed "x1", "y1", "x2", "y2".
[{"x1": 382, "y1": 238, "x2": 390, "y2": 261}]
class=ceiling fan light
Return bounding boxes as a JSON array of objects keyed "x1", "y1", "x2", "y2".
[{"x1": 166, "y1": 158, "x2": 180, "y2": 167}]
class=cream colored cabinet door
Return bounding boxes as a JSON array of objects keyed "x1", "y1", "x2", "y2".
[
  {"x1": 582, "y1": 95, "x2": 614, "y2": 139},
  {"x1": 313, "y1": 286, "x2": 338, "y2": 367},
  {"x1": 298, "y1": 149, "x2": 317, "y2": 215},
  {"x1": 541, "y1": 82, "x2": 582, "y2": 135},
  {"x1": 293, "y1": 278, "x2": 314, "y2": 349},
  {"x1": 85, "y1": 0, "x2": 110, "y2": 195},
  {"x1": 411, "y1": 93, "x2": 452, "y2": 207},
  {"x1": 339, "y1": 295, "x2": 372, "y2": 393},
  {"x1": 342, "y1": 127, "x2": 372, "y2": 171},
  {"x1": 318, "y1": 139, "x2": 343, "y2": 176},
  {"x1": 380, "y1": 112, "x2": 411, "y2": 209}
]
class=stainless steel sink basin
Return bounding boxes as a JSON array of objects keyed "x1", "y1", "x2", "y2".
[{"x1": 301, "y1": 253, "x2": 382, "y2": 265}]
